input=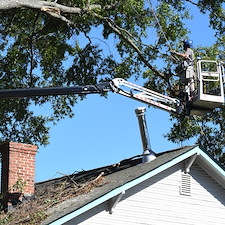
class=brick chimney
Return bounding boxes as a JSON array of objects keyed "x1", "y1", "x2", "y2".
[{"x1": 0, "y1": 141, "x2": 38, "y2": 210}]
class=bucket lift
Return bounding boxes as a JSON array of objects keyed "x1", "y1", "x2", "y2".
[
  {"x1": 0, "y1": 61, "x2": 223, "y2": 116},
  {"x1": 189, "y1": 60, "x2": 225, "y2": 115}
]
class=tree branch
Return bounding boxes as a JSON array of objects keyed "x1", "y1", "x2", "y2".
[
  {"x1": 184, "y1": 0, "x2": 199, "y2": 7},
  {"x1": 0, "y1": 0, "x2": 118, "y2": 26},
  {"x1": 28, "y1": 12, "x2": 40, "y2": 87},
  {"x1": 0, "y1": 0, "x2": 81, "y2": 13},
  {"x1": 185, "y1": 0, "x2": 225, "y2": 20},
  {"x1": 0, "y1": 0, "x2": 80, "y2": 25},
  {"x1": 0, "y1": 0, "x2": 115, "y2": 14},
  {"x1": 104, "y1": 17, "x2": 165, "y2": 78}
]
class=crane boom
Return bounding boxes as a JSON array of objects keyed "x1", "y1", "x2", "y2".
[
  {"x1": 0, "y1": 78, "x2": 180, "y2": 114},
  {"x1": 0, "y1": 59, "x2": 223, "y2": 117},
  {"x1": 0, "y1": 83, "x2": 111, "y2": 98}
]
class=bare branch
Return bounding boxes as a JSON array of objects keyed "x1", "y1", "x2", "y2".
[
  {"x1": 0, "y1": 0, "x2": 112, "y2": 14},
  {"x1": 0, "y1": 0, "x2": 117, "y2": 26},
  {"x1": 184, "y1": 0, "x2": 199, "y2": 7},
  {"x1": 0, "y1": 0, "x2": 80, "y2": 13},
  {"x1": 104, "y1": 17, "x2": 165, "y2": 78}
]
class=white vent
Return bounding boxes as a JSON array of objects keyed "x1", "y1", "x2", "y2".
[{"x1": 180, "y1": 172, "x2": 191, "y2": 196}]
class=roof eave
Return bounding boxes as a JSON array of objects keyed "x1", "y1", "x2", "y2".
[
  {"x1": 197, "y1": 150, "x2": 225, "y2": 188},
  {"x1": 47, "y1": 146, "x2": 225, "y2": 225}
]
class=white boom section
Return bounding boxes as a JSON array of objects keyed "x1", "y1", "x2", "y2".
[{"x1": 110, "y1": 78, "x2": 179, "y2": 113}]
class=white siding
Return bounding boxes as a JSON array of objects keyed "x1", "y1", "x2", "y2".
[{"x1": 65, "y1": 162, "x2": 225, "y2": 225}]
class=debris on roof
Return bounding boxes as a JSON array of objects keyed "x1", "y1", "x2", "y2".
[{"x1": 0, "y1": 154, "x2": 143, "y2": 225}]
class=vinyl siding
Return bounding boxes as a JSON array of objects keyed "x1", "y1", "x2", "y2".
[{"x1": 65, "y1": 162, "x2": 225, "y2": 225}]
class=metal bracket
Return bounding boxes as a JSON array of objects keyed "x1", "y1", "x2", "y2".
[{"x1": 109, "y1": 190, "x2": 125, "y2": 214}]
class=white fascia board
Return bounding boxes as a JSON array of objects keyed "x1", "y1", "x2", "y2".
[
  {"x1": 198, "y1": 149, "x2": 225, "y2": 183},
  {"x1": 50, "y1": 146, "x2": 221, "y2": 225},
  {"x1": 200, "y1": 149, "x2": 225, "y2": 176}
]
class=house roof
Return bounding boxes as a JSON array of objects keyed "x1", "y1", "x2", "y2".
[{"x1": 41, "y1": 145, "x2": 225, "y2": 225}]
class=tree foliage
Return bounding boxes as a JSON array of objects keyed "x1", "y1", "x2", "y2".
[{"x1": 0, "y1": 0, "x2": 224, "y2": 164}]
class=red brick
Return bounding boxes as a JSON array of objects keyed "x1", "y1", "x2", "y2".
[{"x1": 0, "y1": 141, "x2": 38, "y2": 199}]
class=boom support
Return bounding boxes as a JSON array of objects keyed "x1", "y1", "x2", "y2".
[{"x1": 110, "y1": 78, "x2": 179, "y2": 114}]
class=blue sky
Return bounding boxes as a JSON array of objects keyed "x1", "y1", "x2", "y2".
[{"x1": 35, "y1": 3, "x2": 217, "y2": 182}]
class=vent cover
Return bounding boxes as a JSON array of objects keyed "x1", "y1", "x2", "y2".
[{"x1": 180, "y1": 172, "x2": 191, "y2": 196}]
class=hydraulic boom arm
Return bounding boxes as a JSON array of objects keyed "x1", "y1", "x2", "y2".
[
  {"x1": 110, "y1": 78, "x2": 179, "y2": 114},
  {"x1": 0, "y1": 78, "x2": 180, "y2": 114},
  {"x1": 0, "y1": 83, "x2": 111, "y2": 98}
]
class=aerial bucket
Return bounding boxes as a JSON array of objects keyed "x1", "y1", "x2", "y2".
[{"x1": 190, "y1": 60, "x2": 224, "y2": 115}]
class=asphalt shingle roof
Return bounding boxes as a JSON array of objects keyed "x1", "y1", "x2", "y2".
[{"x1": 41, "y1": 145, "x2": 197, "y2": 224}]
